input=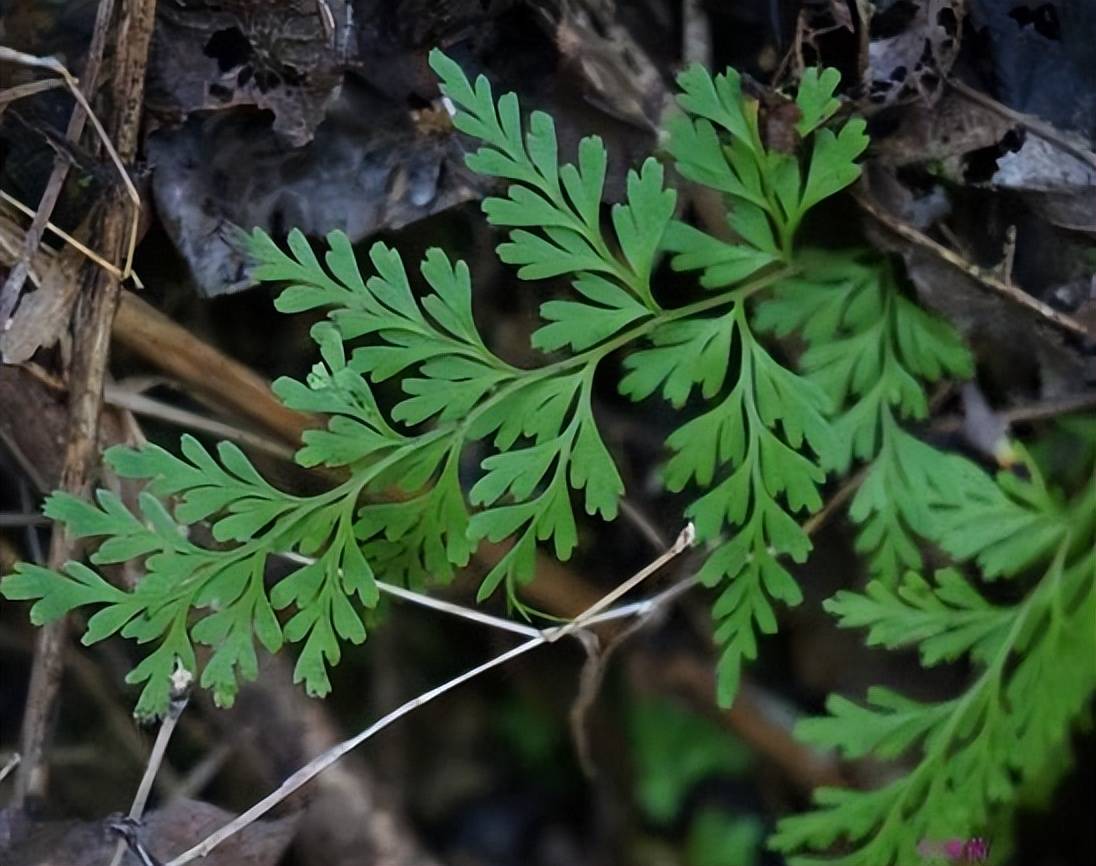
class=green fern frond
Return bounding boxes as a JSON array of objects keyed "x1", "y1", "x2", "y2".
[
  {"x1": 1, "y1": 55, "x2": 870, "y2": 715},
  {"x1": 757, "y1": 251, "x2": 973, "y2": 575},
  {"x1": 772, "y1": 456, "x2": 1096, "y2": 864},
  {"x1": 649, "y1": 64, "x2": 867, "y2": 703}
]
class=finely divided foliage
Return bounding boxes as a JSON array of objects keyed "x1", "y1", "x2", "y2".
[
  {"x1": 2, "y1": 52, "x2": 1093, "y2": 865},
  {"x1": 769, "y1": 452, "x2": 1096, "y2": 864}
]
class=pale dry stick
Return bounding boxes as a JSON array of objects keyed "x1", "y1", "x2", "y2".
[
  {"x1": 15, "y1": 0, "x2": 158, "y2": 807},
  {"x1": 576, "y1": 572, "x2": 701, "y2": 625},
  {"x1": 618, "y1": 497, "x2": 669, "y2": 551},
  {"x1": 9, "y1": 0, "x2": 120, "y2": 803},
  {"x1": 0, "y1": 78, "x2": 65, "y2": 112},
  {"x1": 1, "y1": 190, "x2": 143, "y2": 287},
  {"x1": 0, "y1": 39, "x2": 142, "y2": 323},
  {"x1": 853, "y1": 188, "x2": 1093, "y2": 341},
  {"x1": 947, "y1": 76, "x2": 1096, "y2": 172},
  {"x1": 107, "y1": 667, "x2": 192, "y2": 866},
  {"x1": 12, "y1": 362, "x2": 293, "y2": 464},
  {"x1": 543, "y1": 522, "x2": 696, "y2": 643},
  {"x1": 0, "y1": 752, "x2": 20, "y2": 784},
  {"x1": 104, "y1": 385, "x2": 297, "y2": 461},
  {"x1": 931, "y1": 392, "x2": 1096, "y2": 434},
  {"x1": 169, "y1": 742, "x2": 235, "y2": 803},
  {"x1": 0, "y1": 34, "x2": 106, "y2": 327},
  {"x1": 167, "y1": 641, "x2": 542, "y2": 866},
  {"x1": 569, "y1": 467, "x2": 868, "y2": 774},
  {"x1": 287, "y1": 525, "x2": 694, "y2": 641},
  {"x1": 113, "y1": 292, "x2": 318, "y2": 448},
  {"x1": 280, "y1": 549, "x2": 542, "y2": 639},
  {"x1": 568, "y1": 549, "x2": 703, "y2": 775},
  {"x1": 0, "y1": 49, "x2": 141, "y2": 263},
  {"x1": 0, "y1": 628, "x2": 184, "y2": 794},
  {"x1": 164, "y1": 525, "x2": 695, "y2": 866},
  {"x1": 0, "y1": 513, "x2": 50, "y2": 527}
]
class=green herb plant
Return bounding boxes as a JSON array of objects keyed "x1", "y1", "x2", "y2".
[
  {"x1": 3, "y1": 52, "x2": 1093, "y2": 865},
  {"x1": 761, "y1": 258, "x2": 1096, "y2": 863}
]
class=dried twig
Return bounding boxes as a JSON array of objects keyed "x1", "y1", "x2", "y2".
[
  {"x1": 1, "y1": 190, "x2": 141, "y2": 286},
  {"x1": 169, "y1": 742, "x2": 234, "y2": 803},
  {"x1": 107, "y1": 668, "x2": 192, "y2": 866},
  {"x1": 0, "y1": 512, "x2": 50, "y2": 527},
  {"x1": 104, "y1": 385, "x2": 297, "y2": 461},
  {"x1": 853, "y1": 188, "x2": 1093, "y2": 341},
  {"x1": 13, "y1": 0, "x2": 158, "y2": 806},
  {"x1": 0, "y1": 40, "x2": 142, "y2": 325},
  {"x1": 548, "y1": 523, "x2": 695, "y2": 642},
  {"x1": 282, "y1": 550, "x2": 545, "y2": 638},
  {"x1": 112, "y1": 293, "x2": 318, "y2": 447},
  {"x1": 163, "y1": 524, "x2": 696, "y2": 866},
  {"x1": 931, "y1": 391, "x2": 1096, "y2": 433},
  {"x1": 618, "y1": 497, "x2": 669, "y2": 551},
  {"x1": 0, "y1": 752, "x2": 20, "y2": 784},
  {"x1": 947, "y1": 76, "x2": 1096, "y2": 172},
  {"x1": 568, "y1": 565, "x2": 699, "y2": 776},
  {"x1": 569, "y1": 460, "x2": 866, "y2": 779},
  {"x1": 0, "y1": 78, "x2": 65, "y2": 113}
]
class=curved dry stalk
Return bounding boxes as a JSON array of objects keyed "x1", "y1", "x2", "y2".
[
  {"x1": 107, "y1": 667, "x2": 192, "y2": 866},
  {"x1": 0, "y1": 40, "x2": 143, "y2": 325},
  {"x1": 162, "y1": 524, "x2": 696, "y2": 866}
]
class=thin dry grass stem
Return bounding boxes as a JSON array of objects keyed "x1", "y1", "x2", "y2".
[
  {"x1": 169, "y1": 742, "x2": 234, "y2": 803},
  {"x1": 853, "y1": 188, "x2": 1092, "y2": 340},
  {"x1": 8, "y1": 0, "x2": 122, "y2": 803},
  {"x1": 0, "y1": 47, "x2": 141, "y2": 251},
  {"x1": 568, "y1": 459, "x2": 873, "y2": 776},
  {"x1": 1, "y1": 190, "x2": 144, "y2": 288},
  {"x1": 0, "y1": 752, "x2": 20, "y2": 784},
  {"x1": 107, "y1": 668, "x2": 192, "y2": 866},
  {"x1": 280, "y1": 523, "x2": 697, "y2": 644},
  {"x1": 163, "y1": 524, "x2": 696, "y2": 866},
  {"x1": 0, "y1": 43, "x2": 143, "y2": 318},
  {"x1": 568, "y1": 560, "x2": 702, "y2": 777},
  {"x1": 12, "y1": 0, "x2": 157, "y2": 806},
  {"x1": 104, "y1": 385, "x2": 297, "y2": 461},
  {"x1": 280, "y1": 550, "x2": 543, "y2": 638},
  {"x1": 618, "y1": 497, "x2": 669, "y2": 551},
  {"x1": 544, "y1": 522, "x2": 695, "y2": 643},
  {"x1": 0, "y1": 78, "x2": 65, "y2": 112}
]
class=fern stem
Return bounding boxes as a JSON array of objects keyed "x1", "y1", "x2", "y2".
[{"x1": 545, "y1": 263, "x2": 795, "y2": 376}]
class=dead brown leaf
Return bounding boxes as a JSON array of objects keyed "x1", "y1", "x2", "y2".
[
  {"x1": 0, "y1": 244, "x2": 82, "y2": 364},
  {"x1": 866, "y1": 0, "x2": 964, "y2": 106}
]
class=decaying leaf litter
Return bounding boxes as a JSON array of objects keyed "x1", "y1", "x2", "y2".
[{"x1": 1, "y1": 2, "x2": 1095, "y2": 866}]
